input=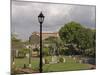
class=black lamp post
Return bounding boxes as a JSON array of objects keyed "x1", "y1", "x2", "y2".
[{"x1": 38, "y1": 12, "x2": 45, "y2": 73}]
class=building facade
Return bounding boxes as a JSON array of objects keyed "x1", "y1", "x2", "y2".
[{"x1": 32, "y1": 32, "x2": 59, "y2": 40}]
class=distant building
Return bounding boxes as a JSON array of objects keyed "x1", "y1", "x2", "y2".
[
  {"x1": 27, "y1": 32, "x2": 59, "y2": 57},
  {"x1": 32, "y1": 32, "x2": 59, "y2": 40}
]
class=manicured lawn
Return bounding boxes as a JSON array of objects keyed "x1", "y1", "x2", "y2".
[
  {"x1": 14, "y1": 57, "x2": 40, "y2": 70},
  {"x1": 43, "y1": 56, "x2": 90, "y2": 72},
  {"x1": 13, "y1": 56, "x2": 91, "y2": 73},
  {"x1": 43, "y1": 62, "x2": 90, "y2": 72}
]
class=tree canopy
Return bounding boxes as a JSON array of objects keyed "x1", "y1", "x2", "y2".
[
  {"x1": 29, "y1": 33, "x2": 40, "y2": 45},
  {"x1": 11, "y1": 34, "x2": 23, "y2": 50},
  {"x1": 59, "y1": 21, "x2": 96, "y2": 57}
]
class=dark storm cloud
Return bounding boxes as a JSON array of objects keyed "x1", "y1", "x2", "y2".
[{"x1": 12, "y1": 1, "x2": 96, "y2": 40}]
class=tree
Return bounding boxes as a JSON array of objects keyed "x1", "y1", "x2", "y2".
[
  {"x1": 59, "y1": 21, "x2": 96, "y2": 57},
  {"x1": 11, "y1": 34, "x2": 23, "y2": 50},
  {"x1": 83, "y1": 29, "x2": 96, "y2": 57},
  {"x1": 29, "y1": 32, "x2": 40, "y2": 48},
  {"x1": 59, "y1": 22, "x2": 83, "y2": 55},
  {"x1": 11, "y1": 33, "x2": 29, "y2": 58},
  {"x1": 59, "y1": 21, "x2": 83, "y2": 44},
  {"x1": 43, "y1": 36, "x2": 57, "y2": 56},
  {"x1": 43, "y1": 36, "x2": 64, "y2": 56}
]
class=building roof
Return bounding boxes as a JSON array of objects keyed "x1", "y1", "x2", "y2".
[{"x1": 32, "y1": 32, "x2": 59, "y2": 40}]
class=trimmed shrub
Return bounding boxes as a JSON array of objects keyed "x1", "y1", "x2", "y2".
[{"x1": 59, "y1": 57, "x2": 64, "y2": 63}]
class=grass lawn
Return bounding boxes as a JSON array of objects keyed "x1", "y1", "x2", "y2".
[
  {"x1": 43, "y1": 62, "x2": 90, "y2": 72},
  {"x1": 14, "y1": 57, "x2": 40, "y2": 70},
  {"x1": 43, "y1": 56, "x2": 90, "y2": 72},
  {"x1": 13, "y1": 56, "x2": 91, "y2": 73}
]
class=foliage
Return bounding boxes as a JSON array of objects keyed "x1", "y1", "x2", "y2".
[
  {"x1": 11, "y1": 33, "x2": 30, "y2": 58},
  {"x1": 22, "y1": 48, "x2": 30, "y2": 54},
  {"x1": 59, "y1": 57, "x2": 65, "y2": 63},
  {"x1": 43, "y1": 47, "x2": 49, "y2": 56},
  {"x1": 43, "y1": 36, "x2": 58, "y2": 56},
  {"x1": 16, "y1": 48, "x2": 30, "y2": 58},
  {"x1": 43, "y1": 36, "x2": 64, "y2": 56},
  {"x1": 59, "y1": 21, "x2": 83, "y2": 43},
  {"x1": 11, "y1": 35, "x2": 23, "y2": 50},
  {"x1": 84, "y1": 48, "x2": 95, "y2": 57},
  {"x1": 29, "y1": 33, "x2": 40, "y2": 45},
  {"x1": 59, "y1": 21, "x2": 96, "y2": 57}
]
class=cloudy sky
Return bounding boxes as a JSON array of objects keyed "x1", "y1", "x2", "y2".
[{"x1": 12, "y1": 0, "x2": 96, "y2": 40}]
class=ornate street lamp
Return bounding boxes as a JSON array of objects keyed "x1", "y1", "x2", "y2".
[
  {"x1": 38, "y1": 12, "x2": 45, "y2": 24},
  {"x1": 38, "y1": 12, "x2": 45, "y2": 73}
]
